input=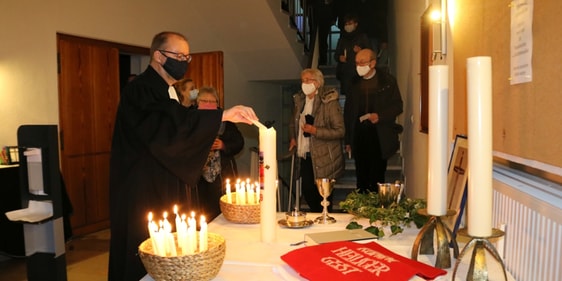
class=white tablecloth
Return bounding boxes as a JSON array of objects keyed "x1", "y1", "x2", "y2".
[{"x1": 143, "y1": 212, "x2": 514, "y2": 281}]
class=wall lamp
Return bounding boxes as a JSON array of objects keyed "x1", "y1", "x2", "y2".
[{"x1": 432, "y1": 0, "x2": 447, "y2": 60}]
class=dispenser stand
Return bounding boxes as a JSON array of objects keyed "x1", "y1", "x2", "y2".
[{"x1": 17, "y1": 125, "x2": 67, "y2": 281}]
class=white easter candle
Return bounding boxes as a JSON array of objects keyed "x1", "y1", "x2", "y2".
[
  {"x1": 427, "y1": 65, "x2": 449, "y2": 216},
  {"x1": 256, "y1": 122, "x2": 277, "y2": 242},
  {"x1": 467, "y1": 56, "x2": 493, "y2": 237}
]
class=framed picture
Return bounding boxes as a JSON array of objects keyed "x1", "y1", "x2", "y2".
[{"x1": 445, "y1": 135, "x2": 468, "y2": 236}]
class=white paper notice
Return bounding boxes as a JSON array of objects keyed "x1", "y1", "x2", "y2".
[{"x1": 510, "y1": 0, "x2": 533, "y2": 85}]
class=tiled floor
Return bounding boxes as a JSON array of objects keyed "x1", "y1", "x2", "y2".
[{"x1": 0, "y1": 229, "x2": 110, "y2": 281}]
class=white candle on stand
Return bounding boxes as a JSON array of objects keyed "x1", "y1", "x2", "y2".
[
  {"x1": 467, "y1": 56, "x2": 493, "y2": 237},
  {"x1": 256, "y1": 122, "x2": 277, "y2": 242},
  {"x1": 199, "y1": 215, "x2": 208, "y2": 252},
  {"x1": 255, "y1": 182, "x2": 260, "y2": 203},
  {"x1": 427, "y1": 65, "x2": 449, "y2": 216}
]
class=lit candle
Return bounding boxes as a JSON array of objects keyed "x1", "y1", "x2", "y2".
[
  {"x1": 247, "y1": 182, "x2": 255, "y2": 205},
  {"x1": 173, "y1": 205, "x2": 181, "y2": 231},
  {"x1": 226, "y1": 178, "x2": 232, "y2": 204},
  {"x1": 256, "y1": 122, "x2": 277, "y2": 242},
  {"x1": 147, "y1": 212, "x2": 159, "y2": 254},
  {"x1": 255, "y1": 182, "x2": 260, "y2": 203},
  {"x1": 199, "y1": 215, "x2": 208, "y2": 252},
  {"x1": 178, "y1": 214, "x2": 188, "y2": 254},
  {"x1": 427, "y1": 65, "x2": 449, "y2": 216},
  {"x1": 467, "y1": 56, "x2": 493, "y2": 237},
  {"x1": 187, "y1": 212, "x2": 196, "y2": 253},
  {"x1": 235, "y1": 181, "x2": 241, "y2": 204},
  {"x1": 162, "y1": 212, "x2": 177, "y2": 256},
  {"x1": 154, "y1": 221, "x2": 167, "y2": 256},
  {"x1": 239, "y1": 181, "x2": 246, "y2": 205}
]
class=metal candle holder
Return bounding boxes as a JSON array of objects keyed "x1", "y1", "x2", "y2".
[
  {"x1": 452, "y1": 228, "x2": 509, "y2": 281},
  {"x1": 411, "y1": 209, "x2": 459, "y2": 269}
]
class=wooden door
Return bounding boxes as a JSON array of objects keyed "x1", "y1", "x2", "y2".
[{"x1": 58, "y1": 35, "x2": 119, "y2": 235}]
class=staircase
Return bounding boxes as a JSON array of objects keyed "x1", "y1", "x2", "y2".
[{"x1": 280, "y1": 0, "x2": 403, "y2": 212}]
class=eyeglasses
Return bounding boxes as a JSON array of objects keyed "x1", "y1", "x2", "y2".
[
  {"x1": 159, "y1": 49, "x2": 192, "y2": 62},
  {"x1": 198, "y1": 99, "x2": 217, "y2": 104}
]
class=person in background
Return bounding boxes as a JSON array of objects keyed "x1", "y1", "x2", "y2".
[
  {"x1": 344, "y1": 48, "x2": 403, "y2": 194},
  {"x1": 310, "y1": 0, "x2": 337, "y2": 65},
  {"x1": 108, "y1": 31, "x2": 257, "y2": 281},
  {"x1": 195, "y1": 87, "x2": 245, "y2": 221},
  {"x1": 334, "y1": 13, "x2": 371, "y2": 98},
  {"x1": 174, "y1": 77, "x2": 198, "y2": 107},
  {"x1": 289, "y1": 68, "x2": 345, "y2": 212}
]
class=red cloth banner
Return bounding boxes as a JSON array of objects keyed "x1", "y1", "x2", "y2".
[{"x1": 281, "y1": 241, "x2": 446, "y2": 281}]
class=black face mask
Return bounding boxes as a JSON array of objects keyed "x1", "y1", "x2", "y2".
[{"x1": 162, "y1": 56, "x2": 189, "y2": 80}]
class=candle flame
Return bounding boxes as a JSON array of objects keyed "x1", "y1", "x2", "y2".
[
  {"x1": 174, "y1": 205, "x2": 178, "y2": 214},
  {"x1": 148, "y1": 212, "x2": 153, "y2": 221}
]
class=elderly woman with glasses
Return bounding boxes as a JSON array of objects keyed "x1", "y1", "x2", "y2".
[
  {"x1": 195, "y1": 87, "x2": 245, "y2": 220},
  {"x1": 288, "y1": 68, "x2": 345, "y2": 212}
]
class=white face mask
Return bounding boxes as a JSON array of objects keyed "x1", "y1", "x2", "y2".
[
  {"x1": 344, "y1": 24, "x2": 356, "y2": 33},
  {"x1": 356, "y1": 65, "x2": 371, "y2": 77},
  {"x1": 189, "y1": 89, "x2": 199, "y2": 100},
  {"x1": 301, "y1": 82, "x2": 316, "y2": 95}
]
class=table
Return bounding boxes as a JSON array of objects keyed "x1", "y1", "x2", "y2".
[{"x1": 143, "y1": 212, "x2": 514, "y2": 281}]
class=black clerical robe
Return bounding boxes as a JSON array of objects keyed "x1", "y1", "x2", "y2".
[{"x1": 108, "y1": 66, "x2": 222, "y2": 281}]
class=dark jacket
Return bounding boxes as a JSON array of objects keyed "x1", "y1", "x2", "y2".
[{"x1": 344, "y1": 71, "x2": 403, "y2": 159}]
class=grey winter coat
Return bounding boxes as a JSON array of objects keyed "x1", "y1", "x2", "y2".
[{"x1": 289, "y1": 87, "x2": 345, "y2": 180}]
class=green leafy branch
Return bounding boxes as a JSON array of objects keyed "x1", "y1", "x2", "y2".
[{"x1": 339, "y1": 191, "x2": 428, "y2": 238}]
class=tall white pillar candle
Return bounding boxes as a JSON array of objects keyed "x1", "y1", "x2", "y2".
[
  {"x1": 257, "y1": 123, "x2": 277, "y2": 242},
  {"x1": 427, "y1": 65, "x2": 449, "y2": 216},
  {"x1": 467, "y1": 56, "x2": 493, "y2": 237}
]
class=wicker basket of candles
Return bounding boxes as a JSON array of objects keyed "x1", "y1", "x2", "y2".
[
  {"x1": 219, "y1": 193, "x2": 261, "y2": 224},
  {"x1": 138, "y1": 232, "x2": 226, "y2": 281}
]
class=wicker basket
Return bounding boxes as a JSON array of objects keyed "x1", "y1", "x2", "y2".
[
  {"x1": 219, "y1": 194, "x2": 261, "y2": 224},
  {"x1": 138, "y1": 232, "x2": 226, "y2": 281}
]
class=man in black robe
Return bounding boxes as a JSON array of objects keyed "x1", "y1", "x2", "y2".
[{"x1": 107, "y1": 31, "x2": 257, "y2": 281}]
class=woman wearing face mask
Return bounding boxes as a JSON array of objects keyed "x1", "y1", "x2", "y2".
[
  {"x1": 174, "y1": 77, "x2": 199, "y2": 107},
  {"x1": 334, "y1": 13, "x2": 371, "y2": 99},
  {"x1": 288, "y1": 68, "x2": 345, "y2": 212}
]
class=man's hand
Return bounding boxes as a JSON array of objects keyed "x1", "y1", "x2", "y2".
[
  {"x1": 368, "y1": 113, "x2": 379, "y2": 124},
  {"x1": 222, "y1": 105, "x2": 258, "y2": 125}
]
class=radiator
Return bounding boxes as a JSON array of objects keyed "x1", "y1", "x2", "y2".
[{"x1": 492, "y1": 165, "x2": 562, "y2": 281}]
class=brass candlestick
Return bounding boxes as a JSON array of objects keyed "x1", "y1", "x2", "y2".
[
  {"x1": 411, "y1": 209, "x2": 459, "y2": 269},
  {"x1": 453, "y1": 228, "x2": 509, "y2": 281}
]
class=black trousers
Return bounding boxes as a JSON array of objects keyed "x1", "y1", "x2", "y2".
[
  {"x1": 353, "y1": 122, "x2": 387, "y2": 193},
  {"x1": 300, "y1": 155, "x2": 333, "y2": 212}
]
